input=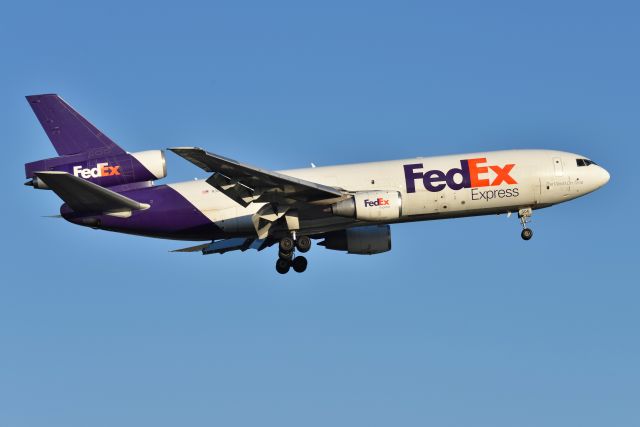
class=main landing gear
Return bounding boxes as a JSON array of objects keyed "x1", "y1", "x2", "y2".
[
  {"x1": 518, "y1": 207, "x2": 533, "y2": 241},
  {"x1": 275, "y1": 234, "x2": 312, "y2": 274}
]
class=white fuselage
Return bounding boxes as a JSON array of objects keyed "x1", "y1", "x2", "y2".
[{"x1": 167, "y1": 149, "x2": 610, "y2": 236}]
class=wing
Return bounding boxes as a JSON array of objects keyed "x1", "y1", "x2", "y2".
[
  {"x1": 169, "y1": 147, "x2": 343, "y2": 207},
  {"x1": 172, "y1": 238, "x2": 271, "y2": 255},
  {"x1": 34, "y1": 171, "x2": 149, "y2": 216}
]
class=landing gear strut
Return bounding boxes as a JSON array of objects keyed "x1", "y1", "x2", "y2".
[
  {"x1": 275, "y1": 234, "x2": 312, "y2": 274},
  {"x1": 518, "y1": 208, "x2": 533, "y2": 241}
]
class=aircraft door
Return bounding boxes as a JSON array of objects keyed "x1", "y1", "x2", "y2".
[
  {"x1": 544, "y1": 157, "x2": 571, "y2": 200},
  {"x1": 553, "y1": 157, "x2": 564, "y2": 176}
]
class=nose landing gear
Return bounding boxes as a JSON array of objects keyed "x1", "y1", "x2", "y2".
[
  {"x1": 518, "y1": 208, "x2": 533, "y2": 241},
  {"x1": 275, "y1": 235, "x2": 311, "y2": 274}
]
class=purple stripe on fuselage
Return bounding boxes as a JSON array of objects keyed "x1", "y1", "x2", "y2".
[{"x1": 61, "y1": 185, "x2": 226, "y2": 241}]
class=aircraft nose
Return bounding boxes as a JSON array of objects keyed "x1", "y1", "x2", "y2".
[{"x1": 596, "y1": 165, "x2": 610, "y2": 187}]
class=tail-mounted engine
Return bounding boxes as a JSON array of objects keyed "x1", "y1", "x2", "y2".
[
  {"x1": 25, "y1": 150, "x2": 167, "y2": 189},
  {"x1": 330, "y1": 190, "x2": 402, "y2": 221}
]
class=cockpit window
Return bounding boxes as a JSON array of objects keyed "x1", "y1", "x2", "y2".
[{"x1": 576, "y1": 158, "x2": 597, "y2": 167}]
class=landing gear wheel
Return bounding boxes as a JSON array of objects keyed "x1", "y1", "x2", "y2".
[
  {"x1": 292, "y1": 256, "x2": 308, "y2": 273},
  {"x1": 279, "y1": 237, "x2": 295, "y2": 252},
  {"x1": 296, "y1": 235, "x2": 312, "y2": 253},
  {"x1": 275, "y1": 258, "x2": 291, "y2": 274},
  {"x1": 518, "y1": 208, "x2": 533, "y2": 241},
  {"x1": 278, "y1": 250, "x2": 293, "y2": 261}
]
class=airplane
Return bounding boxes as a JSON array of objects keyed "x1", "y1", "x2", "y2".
[{"x1": 24, "y1": 94, "x2": 610, "y2": 274}]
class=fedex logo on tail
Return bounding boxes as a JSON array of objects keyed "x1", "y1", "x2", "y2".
[
  {"x1": 364, "y1": 197, "x2": 390, "y2": 207},
  {"x1": 73, "y1": 162, "x2": 121, "y2": 179},
  {"x1": 404, "y1": 158, "x2": 516, "y2": 193}
]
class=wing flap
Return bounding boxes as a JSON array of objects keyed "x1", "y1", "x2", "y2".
[
  {"x1": 34, "y1": 171, "x2": 149, "y2": 214},
  {"x1": 206, "y1": 173, "x2": 256, "y2": 207}
]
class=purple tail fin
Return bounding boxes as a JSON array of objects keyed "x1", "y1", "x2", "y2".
[{"x1": 26, "y1": 94, "x2": 126, "y2": 157}]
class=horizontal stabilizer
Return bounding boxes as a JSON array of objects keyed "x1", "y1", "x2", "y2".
[
  {"x1": 26, "y1": 94, "x2": 125, "y2": 156},
  {"x1": 34, "y1": 171, "x2": 149, "y2": 215}
]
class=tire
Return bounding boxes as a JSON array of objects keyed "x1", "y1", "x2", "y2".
[
  {"x1": 296, "y1": 235, "x2": 312, "y2": 253},
  {"x1": 521, "y1": 228, "x2": 533, "y2": 241},
  {"x1": 276, "y1": 258, "x2": 291, "y2": 274},
  {"x1": 279, "y1": 237, "x2": 295, "y2": 252},
  {"x1": 278, "y1": 250, "x2": 293, "y2": 260},
  {"x1": 292, "y1": 256, "x2": 308, "y2": 273}
]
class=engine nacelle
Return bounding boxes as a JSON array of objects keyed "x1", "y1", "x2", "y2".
[
  {"x1": 331, "y1": 191, "x2": 402, "y2": 221},
  {"x1": 128, "y1": 150, "x2": 167, "y2": 182},
  {"x1": 319, "y1": 225, "x2": 391, "y2": 255},
  {"x1": 25, "y1": 150, "x2": 167, "y2": 189}
]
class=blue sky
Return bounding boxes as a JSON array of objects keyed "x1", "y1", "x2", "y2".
[{"x1": 1, "y1": 1, "x2": 638, "y2": 426}]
